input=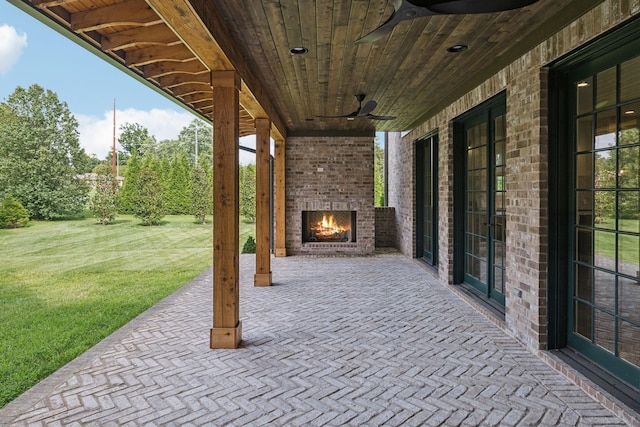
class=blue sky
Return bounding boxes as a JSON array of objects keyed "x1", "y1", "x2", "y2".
[{"x1": 0, "y1": 1, "x2": 256, "y2": 161}]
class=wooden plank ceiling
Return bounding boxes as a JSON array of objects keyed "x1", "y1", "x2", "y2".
[{"x1": 13, "y1": 0, "x2": 603, "y2": 138}]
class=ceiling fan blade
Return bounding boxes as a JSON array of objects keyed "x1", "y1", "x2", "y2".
[
  {"x1": 314, "y1": 115, "x2": 347, "y2": 119},
  {"x1": 355, "y1": 0, "x2": 435, "y2": 44},
  {"x1": 356, "y1": 0, "x2": 539, "y2": 43},
  {"x1": 423, "y1": 0, "x2": 539, "y2": 14},
  {"x1": 314, "y1": 110, "x2": 359, "y2": 119},
  {"x1": 358, "y1": 100, "x2": 378, "y2": 117},
  {"x1": 367, "y1": 114, "x2": 396, "y2": 120}
]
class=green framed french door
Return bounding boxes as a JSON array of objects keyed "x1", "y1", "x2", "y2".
[
  {"x1": 460, "y1": 96, "x2": 506, "y2": 306},
  {"x1": 416, "y1": 133, "x2": 438, "y2": 265},
  {"x1": 567, "y1": 51, "x2": 640, "y2": 387}
]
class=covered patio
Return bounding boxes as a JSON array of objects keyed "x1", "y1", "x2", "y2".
[
  {"x1": 6, "y1": 0, "x2": 640, "y2": 423},
  {"x1": 0, "y1": 253, "x2": 633, "y2": 426}
]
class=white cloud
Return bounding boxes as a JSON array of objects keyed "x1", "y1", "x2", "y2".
[
  {"x1": 0, "y1": 24, "x2": 27, "y2": 74},
  {"x1": 76, "y1": 108, "x2": 195, "y2": 158}
]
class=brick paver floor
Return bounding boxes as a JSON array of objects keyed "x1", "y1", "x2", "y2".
[{"x1": 0, "y1": 252, "x2": 636, "y2": 426}]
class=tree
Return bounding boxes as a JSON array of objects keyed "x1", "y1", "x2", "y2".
[
  {"x1": 118, "y1": 122, "x2": 156, "y2": 158},
  {"x1": 117, "y1": 152, "x2": 141, "y2": 214},
  {"x1": 0, "y1": 194, "x2": 29, "y2": 229},
  {"x1": 90, "y1": 172, "x2": 119, "y2": 225},
  {"x1": 177, "y1": 119, "x2": 213, "y2": 167},
  {"x1": 191, "y1": 166, "x2": 211, "y2": 224},
  {"x1": 166, "y1": 150, "x2": 192, "y2": 214},
  {"x1": 0, "y1": 84, "x2": 89, "y2": 220},
  {"x1": 618, "y1": 129, "x2": 639, "y2": 219},
  {"x1": 131, "y1": 167, "x2": 165, "y2": 225},
  {"x1": 239, "y1": 164, "x2": 256, "y2": 222},
  {"x1": 76, "y1": 152, "x2": 103, "y2": 174},
  {"x1": 593, "y1": 128, "x2": 640, "y2": 222},
  {"x1": 374, "y1": 136, "x2": 385, "y2": 206}
]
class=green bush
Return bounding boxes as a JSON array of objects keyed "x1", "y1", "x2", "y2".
[
  {"x1": 131, "y1": 168, "x2": 165, "y2": 226},
  {"x1": 90, "y1": 173, "x2": 119, "y2": 225},
  {"x1": 241, "y1": 236, "x2": 256, "y2": 253},
  {"x1": 0, "y1": 194, "x2": 29, "y2": 228}
]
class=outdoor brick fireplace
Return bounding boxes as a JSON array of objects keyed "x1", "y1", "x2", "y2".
[
  {"x1": 302, "y1": 211, "x2": 357, "y2": 243},
  {"x1": 285, "y1": 135, "x2": 375, "y2": 255}
]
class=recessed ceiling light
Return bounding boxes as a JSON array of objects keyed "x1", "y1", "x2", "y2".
[
  {"x1": 290, "y1": 46, "x2": 308, "y2": 55},
  {"x1": 624, "y1": 110, "x2": 636, "y2": 115},
  {"x1": 447, "y1": 44, "x2": 468, "y2": 53},
  {"x1": 577, "y1": 81, "x2": 590, "y2": 87}
]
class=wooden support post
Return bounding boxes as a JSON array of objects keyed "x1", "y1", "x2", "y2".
[
  {"x1": 274, "y1": 137, "x2": 287, "y2": 257},
  {"x1": 210, "y1": 70, "x2": 242, "y2": 349},
  {"x1": 254, "y1": 118, "x2": 272, "y2": 286}
]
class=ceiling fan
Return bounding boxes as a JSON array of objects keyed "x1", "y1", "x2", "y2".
[
  {"x1": 356, "y1": 0, "x2": 540, "y2": 44},
  {"x1": 315, "y1": 94, "x2": 396, "y2": 121}
]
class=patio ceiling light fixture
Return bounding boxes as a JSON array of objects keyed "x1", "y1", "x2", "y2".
[
  {"x1": 290, "y1": 46, "x2": 308, "y2": 55},
  {"x1": 447, "y1": 44, "x2": 468, "y2": 53}
]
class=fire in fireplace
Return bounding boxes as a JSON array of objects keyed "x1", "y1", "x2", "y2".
[{"x1": 302, "y1": 211, "x2": 357, "y2": 243}]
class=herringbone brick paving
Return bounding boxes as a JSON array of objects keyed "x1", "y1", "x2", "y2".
[{"x1": 0, "y1": 253, "x2": 633, "y2": 426}]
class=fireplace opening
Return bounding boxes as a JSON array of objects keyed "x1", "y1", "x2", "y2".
[{"x1": 302, "y1": 211, "x2": 357, "y2": 243}]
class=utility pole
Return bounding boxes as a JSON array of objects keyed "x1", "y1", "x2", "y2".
[{"x1": 111, "y1": 98, "x2": 116, "y2": 177}]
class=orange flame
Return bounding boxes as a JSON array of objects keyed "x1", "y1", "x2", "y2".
[{"x1": 311, "y1": 213, "x2": 349, "y2": 238}]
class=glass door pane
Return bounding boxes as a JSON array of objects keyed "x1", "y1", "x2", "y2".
[
  {"x1": 569, "y1": 53, "x2": 640, "y2": 386},
  {"x1": 416, "y1": 135, "x2": 438, "y2": 266},
  {"x1": 423, "y1": 140, "x2": 433, "y2": 261},
  {"x1": 465, "y1": 122, "x2": 489, "y2": 292},
  {"x1": 492, "y1": 114, "x2": 506, "y2": 301},
  {"x1": 462, "y1": 102, "x2": 506, "y2": 306}
]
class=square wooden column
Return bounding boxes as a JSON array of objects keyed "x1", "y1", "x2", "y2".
[
  {"x1": 274, "y1": 137, "x2": 287, "y2": 257},
  {"x1": 210, "y1": 70, "x2": 242, "y2": 349},
  {"x1": 254, "y1": 118, "x2": 272, "y2": 286}
]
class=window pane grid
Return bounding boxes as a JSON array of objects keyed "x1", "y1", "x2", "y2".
[{"x1": 572, "y1": 59, "x2": 640, "y2": 369}]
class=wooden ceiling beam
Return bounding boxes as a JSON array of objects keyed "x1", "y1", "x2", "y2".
[
  {"x1": 102, "y1": 24, "x2": 179, "y2": 51},
  {"x1": 125, "y1": 44, "x2": 195, "y2": 67},
  {"x1": 180, "y1": 92, "x2": 213, "y2": 104},
  {"x1": 143, "y1": 60, "x2": 208, "y2": 79},
  {"x1": 146, "y1": 0, "x2": 287, "y2": 140},
  {"x1": 32, "y1": 0, "x2": 75, "y2": 6},
  {"x1": 172, "y1": 83, "x2": 212, "y2": 97},
  {"x1": 158, "y1": 72, "x2": 211, "y2": 89},
  {"x1": 71, "y1": 0, "x2": 161, "y2": 32}
]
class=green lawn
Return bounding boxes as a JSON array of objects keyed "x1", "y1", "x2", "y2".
[
  {"x1": 595, "y1": 218, "x2": 639, "y2": 264},
  {"x1": 0, "y1": 215, "x2": 254, "y2": 408}
]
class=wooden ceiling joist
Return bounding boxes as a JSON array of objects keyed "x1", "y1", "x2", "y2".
[
  {"x1": 32, "y1": 0, "x2": 75, "y2": 6},
  {"x1": 101, "y1": 24, "x2": 179, "y2": 51},
  {"x1": 71, "y1": 0, "x2": 161, "y2": 32},
  {"x1": 159, "y1": 72, "x2": 211, "y2": 89},
  {"x1": 180, "y1": 92, "x2": 213, "y2": 104},
  {"x1": 143, "y1": 60, "x2": 208, "y2": 79},
  {"x1": 172, "y1": 83, "x2": 212, "y2": 97},
  {"x1": 125, "y1": 44, "x2": 195, "y2": 67},
  {"x1": 146, "y1": 0, "x2": 287, "y2": 139}
]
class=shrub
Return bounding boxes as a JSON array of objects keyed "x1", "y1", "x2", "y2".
[
  {"x1": 0, "y1": 194, "x2": 29, "y2": 228},
  {"x1": 241, "y1": 236, "x2": 256, "y2": 253},
  {"x1": 131, "y1": 168, "x2": 165, "y2": 226},
  {"x1": 90, "y1": 173, "x2": 119, "y2": 225}
]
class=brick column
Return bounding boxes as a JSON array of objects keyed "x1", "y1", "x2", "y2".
[
  {"x1": 254, "y1": 118, "x2": 272, "y2": 286},
  {"x1": 210, "y1": 70, "x2": 242, "y2": 349}
]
